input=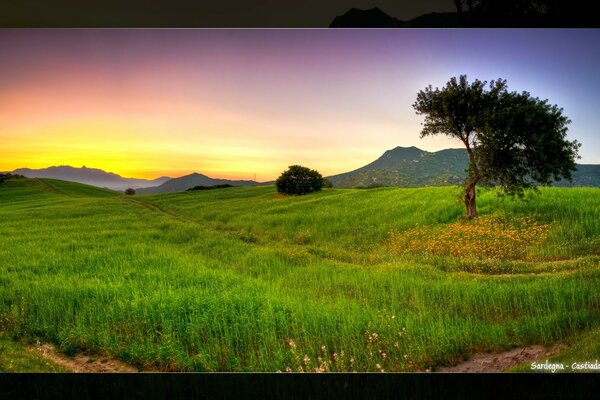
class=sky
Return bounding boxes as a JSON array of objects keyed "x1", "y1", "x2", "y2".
[{"x1": 1, "y1": 29, "x2": 599, "y2": 181}]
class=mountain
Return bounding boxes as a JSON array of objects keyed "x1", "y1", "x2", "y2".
[
  {"x1": 552, "y1": 164, "x2": 600, "y2": 187},
  {"x1": 327, "y1": 146, "x2": 600, "y2": 188},
  {"x1": 10, "y1": 166, "x2": 170, "y2": 191},
  {"x1": 329, "y1": 8, "x2": 459, "y2": 28},
  {"x1": 329, "y1": 8, "x2": 402, "y2": 28},
  {"x1": 135, "y1": 172, "x2": 260, "y2": 194}
]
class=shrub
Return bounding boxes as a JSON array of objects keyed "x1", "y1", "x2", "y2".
[
  {"x1": 186, "y1": 184, "x2": 234, "y2": 191},
  {"x1": 0, "y1": 173, "x2": 25, "y2": 184},
  {"x1": 276, "y1": 165, "x2": 324, "y2": 195},
  {"x1": 124, "y1": 188, "x2": 136, "y2": 195}
]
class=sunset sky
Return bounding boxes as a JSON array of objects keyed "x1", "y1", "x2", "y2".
[{"x1": 1, "y1": 29, "x2": 599, "y2": 181}]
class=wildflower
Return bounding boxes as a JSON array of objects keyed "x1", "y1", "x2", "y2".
[
  {"x1": 286, "y1": 366, "x2": 292, "y2": 372},
  {"x1": 304, "y1": 354, "x2": 310, "y2": 364},
  {"x1": 321, "y1": 345, "x2": 326, "y2": 352},
  {"x1": 376, "y1": 364, "x2": 381, "y2": 369}
]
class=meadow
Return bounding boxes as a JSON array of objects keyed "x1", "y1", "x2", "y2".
[{"x1": 0, "y1": 177, "x2": 599, "y2": 372}]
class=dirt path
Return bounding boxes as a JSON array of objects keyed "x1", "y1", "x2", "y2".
[
  {"x1": 29, "y1": 343, "x2": 139, "y2": 373},
  {"x1": 125, "y1": 197, "x2": 197, "y2": 225},
  {"x1": 437, "y1": 344, "x2": 567, "y2": 372}
]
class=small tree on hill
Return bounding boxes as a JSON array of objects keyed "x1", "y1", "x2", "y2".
[
  {"x1": 0, "y1": 173, "x2": 25, "y2": 184},
  {"x1": 125, "y1": 188, "x2": 136, "y2": 195},
  {"x1": 413, "y1": 75, "x2": 579, "y2": 219},
  {"x1": 276, "y1": 165, "x2": 324, "y2": 195}
]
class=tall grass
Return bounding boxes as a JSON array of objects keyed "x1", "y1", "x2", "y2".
[{"x1": 0, "y1": 179, "x2": 599, "y2": 371}]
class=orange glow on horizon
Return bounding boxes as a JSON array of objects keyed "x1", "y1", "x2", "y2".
[{"x1": 0, "y1": 29, "x2": 489, "y2": 180}]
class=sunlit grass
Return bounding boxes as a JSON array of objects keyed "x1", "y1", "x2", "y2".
[{"x1": 0, "y1": 178, "x2": 599, "y2": 371}]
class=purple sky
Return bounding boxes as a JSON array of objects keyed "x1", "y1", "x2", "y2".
[{"x1": 1, "y1": 29, "x2": 598, "y2": 180}]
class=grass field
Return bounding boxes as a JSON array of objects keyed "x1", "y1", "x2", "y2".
[{"x1": 1, "y1": 177, "x2": 599, "y2": 372}]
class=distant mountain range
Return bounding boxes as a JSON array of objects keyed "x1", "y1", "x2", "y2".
[
  {"x1": 8, "y1": 166, "x2": 171, "y2": 191},
  {"x1": 327, "y1": 146, "x2": 600, "y2": 188},
  {"x1": 329, "y1": 8, "x2": 459, "y2": 28},
  {"x1": 7, "y1": 147, "x2": 599, "y2": 194},
  {"x1": 135, "y1": 172, "x2": 261, "y2": 194}
]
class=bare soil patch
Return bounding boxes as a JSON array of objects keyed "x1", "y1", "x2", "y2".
[
  {"x1": 29, "y1": 343, "x2": 138, "y2": 373},
  {"x1": 437, "y1": 344, "x2": 567, "y2": 372}
]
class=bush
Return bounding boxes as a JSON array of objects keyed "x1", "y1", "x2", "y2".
[
  {"x1": 0, "y1": 173, "x2": 25, "y2": 184},
  {"x1": 124, "y1": 188, "x2": 136, "y2": 195},
  {"x1": 323, "y1": 178, "x2": 333, "y2": 189},
  {"x1": 276, "y1": 165, "x2": 324, "y2": 195},
  {"x1": 186, "y1": 184, "x2": 234, "y2": 191}
]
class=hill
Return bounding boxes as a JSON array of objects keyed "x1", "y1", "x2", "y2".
[
  {"x1": 10, "y1": 166, "x2": 170, "y2": 191},
  {"x1": 327, "y1": 146, "x2": 600, "y2": 188},
  {"x1": 327, "y1": 147, "x2": 467, "y2": 188},
  {"x1": 135, "y1": 172, "x2": 260, "y2": 194},
  {"x1": 329, "y1": 8, "x2": 459, "y2": 28},
  {"x1": 0, "y1": 177, "x2": 119, "y2": 203}
]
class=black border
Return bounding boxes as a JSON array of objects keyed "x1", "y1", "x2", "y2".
[{"x1": 2, "y1": 372, "x2": 600, "y2": 400}]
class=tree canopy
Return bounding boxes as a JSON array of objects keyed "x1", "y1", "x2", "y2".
[
  {"x1": 413, "y1": 75, "x2": 579, "y2": 218},
  {"x1": 276, "y1": 165, "x2": 324, "y2": 195},
  {"x1": 451, "y1": 0, "x2": 590, "y2": 27}
]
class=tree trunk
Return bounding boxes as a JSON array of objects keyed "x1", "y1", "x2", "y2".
[
  {"x1": 465, "y1": 182, "x2": 477, "y2": 219},
  {"x1": 453, "y1": 0, "x2": 464, "y2": 25}
]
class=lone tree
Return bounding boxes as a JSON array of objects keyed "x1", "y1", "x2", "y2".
[
  {"x1": 276, "y1": 165, "x2": 324, "y2": 195},
  {"x1": 413, "y1": 75, "x2": 579, "y2": 219},
  {"x1": 124, "y1": 188, "x2": 136, "y2": 195}
]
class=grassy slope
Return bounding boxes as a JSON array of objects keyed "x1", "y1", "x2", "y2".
[{"x1": 0, "y1": 178, "x2": 599, "y2": 371}]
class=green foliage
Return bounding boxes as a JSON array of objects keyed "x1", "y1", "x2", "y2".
[
  {"x1": 275, "y1": 165, "x2": 324, "y2": 195},
  {"x1": 0, "y1": 178, "x2": 599, "y2": 371},
  {"x1": 0, "y1": 335, "x2": 67, "y2": 372},
  {"x1": 413, "y1": 75, "x2": 580, "y2": 216},
  {"x1": 0, "y1": 173, "x2": 25, "y2": 184},
  {"x1": 186, "y1": 184, "x2": 234, "y2": 191},
  {"x1": 478, "y1": 89, "x2": 580, "y2": 197},
  {"x1": 124, "y1": 188, "x2": 136, "y2": 195}
]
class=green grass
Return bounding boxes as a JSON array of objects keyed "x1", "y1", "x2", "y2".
[
  {"x1": 508, "y1": 329, "x2": 600, "y2": 373},
  {"x1": 0, "y1": 334, "x2": 67, "y2": 372},
  {"x1": 0, "y1": 178, "x2": 599, "y2": 371}
]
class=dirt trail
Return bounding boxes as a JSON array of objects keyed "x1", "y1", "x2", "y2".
[
  {"x1": 30, "y1": 343, "x2": 138, "y2": 372},
  {"x1": 437, "y1": 344, "x2": 567, "y2": 372},
  {"x1": 125, "y1": 197, "x2": 196, "y2": 225}
]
